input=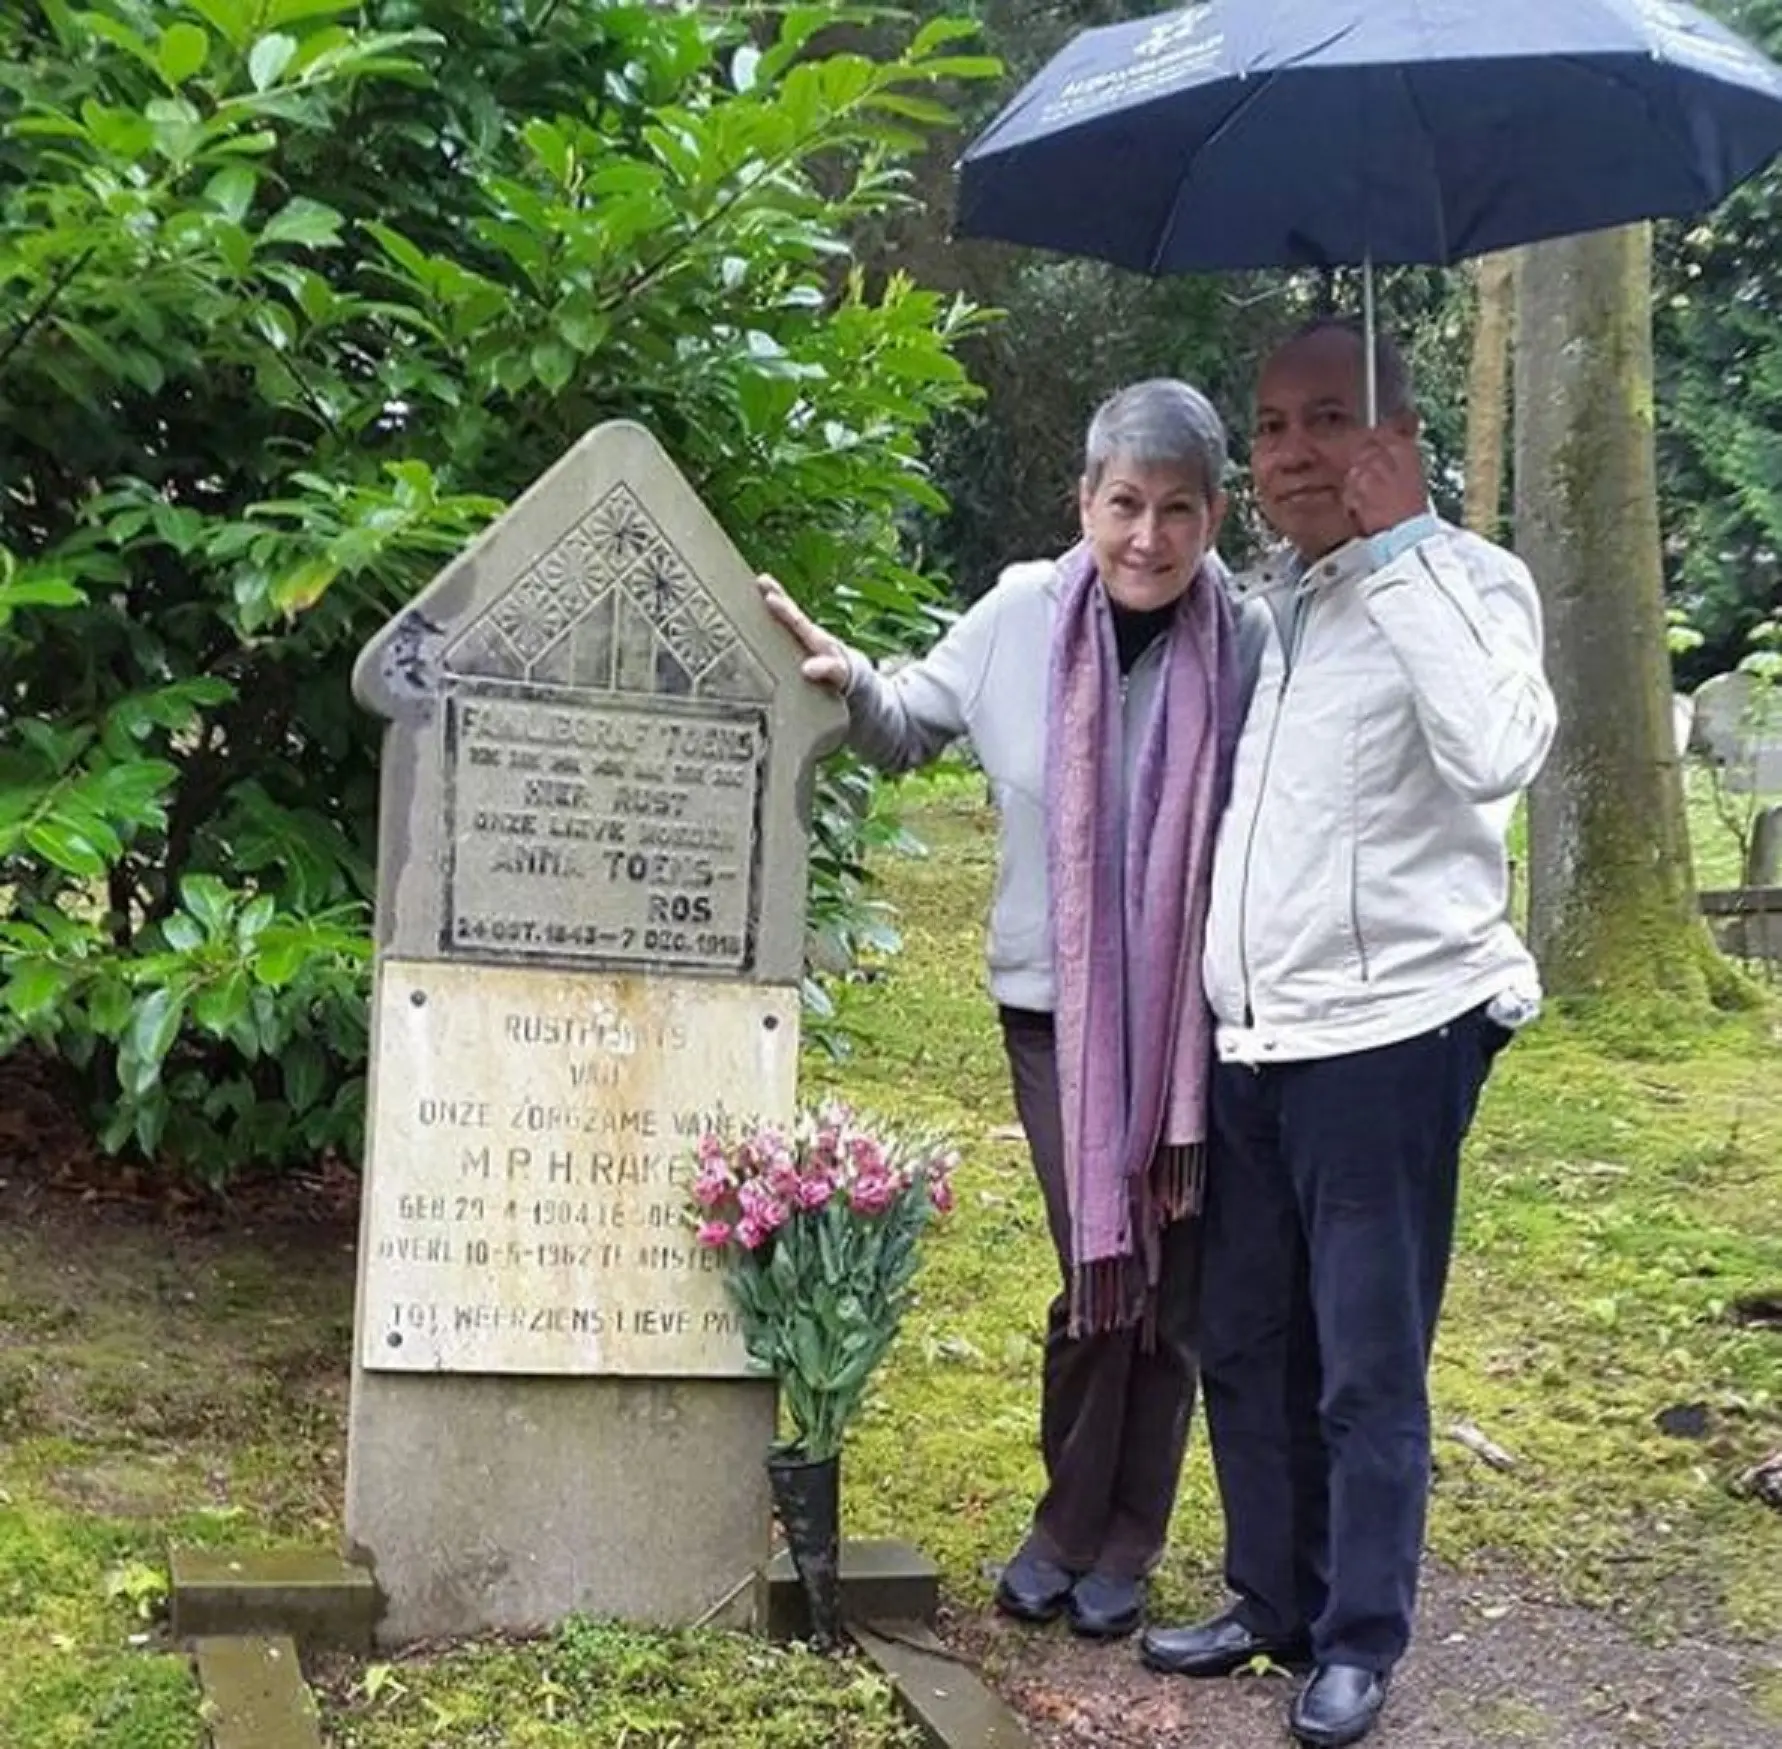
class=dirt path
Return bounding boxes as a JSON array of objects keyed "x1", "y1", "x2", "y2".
[{"x1": 947, "y1": 1572, "x2": 1782, "y2": 1749}]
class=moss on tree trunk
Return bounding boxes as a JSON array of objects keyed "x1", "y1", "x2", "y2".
[
  {"x1": 1513, "y1": 226, "x2": 1736, "y2": 1012},
  {"x1": 1465, "y1": 251, "x2": 1515, "y2": 541}
]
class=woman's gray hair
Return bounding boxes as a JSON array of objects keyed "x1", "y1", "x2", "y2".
[{"x1": 1083, "y1": 378, "x2": 1228, "y2": 498}]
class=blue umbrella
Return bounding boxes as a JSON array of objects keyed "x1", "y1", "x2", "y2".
[
  {"x1": 958, "y1": 0, "x2": 1782, "y2": 270},
  {"x1": 956, "y1": 0, "x2": 1782, "y2": 412}
]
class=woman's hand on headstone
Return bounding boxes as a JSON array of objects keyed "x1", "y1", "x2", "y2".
[{"x1": 757, "y1": 574, "x2": 851, "y2": 691}]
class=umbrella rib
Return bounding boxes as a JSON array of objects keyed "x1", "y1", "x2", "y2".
[
  {"x1": 1390, "y1": 64, "x2": 1451, "y2": 265},
  {"x1": 1143, "y1": 24, "x2": 1356, "y2": 276},
  {"x1": 1145, "y1": 72, "x2": 1288, "y2": 276}
]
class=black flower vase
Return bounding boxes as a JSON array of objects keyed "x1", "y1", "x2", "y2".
[{"x1": 766, "y1": 1448, "x2": 842, "y2": 1650}]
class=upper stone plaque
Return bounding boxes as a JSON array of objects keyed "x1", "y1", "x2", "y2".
[{"x1": 353, "y1": 423, "x2": 846, "y2": 983}]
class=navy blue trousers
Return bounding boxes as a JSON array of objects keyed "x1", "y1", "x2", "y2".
[{"x1": 1198, "y1": 1007, "x2": 1507, "y2": 1672}]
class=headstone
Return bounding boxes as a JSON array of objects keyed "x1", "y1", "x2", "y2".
[
  {"x1": 1691, "y1": 670, "x2": 1782, "y2": 794},
  {"x1": 345, "y1": 422, "x2": 845, "y2": 1644},
  {"x1": 1749, "y1": 805, "x2": 1782, "y2": 889}
]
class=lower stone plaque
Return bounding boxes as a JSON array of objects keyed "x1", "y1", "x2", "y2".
[{"x1": 358, "y1": 958, "x2": 796, "y2": 1375}]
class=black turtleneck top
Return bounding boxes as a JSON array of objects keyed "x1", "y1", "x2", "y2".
[{"x1": 1109, "y1": 598, "x2": 1176, "y2": 674}]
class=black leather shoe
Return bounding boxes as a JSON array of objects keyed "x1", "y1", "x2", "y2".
[
  {"x1": 1065, "y1": 1571, "x2": 1145, "y2": 1639},
  {"x1": 1289, "y1": 1663, "x2": 1388, "y2": 1748},
  {"x1": 1140, "y1": 1608, "x2": 1312, "y2": 1678},
  {"x1": 993, "y1": 1547, "x2": 1076, "y2": 1624}
]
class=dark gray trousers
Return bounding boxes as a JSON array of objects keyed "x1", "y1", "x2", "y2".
[{"x1": 1000, "y1": 1010, "x2": 1202, "y2": 1581}]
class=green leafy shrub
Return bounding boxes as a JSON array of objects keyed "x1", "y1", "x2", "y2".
[{"x1": 0, "y1": 0, "x2": 995, "y2": 1184}]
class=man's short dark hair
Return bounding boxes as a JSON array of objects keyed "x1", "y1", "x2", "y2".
[{"x1": 1283, "y1": 316, "x2": 1415, "y2": 420}]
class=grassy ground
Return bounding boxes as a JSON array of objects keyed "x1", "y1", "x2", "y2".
[
  {"x1": 314, "y1": 1623, "x2": 918, "y2": 1748},
  {"x1": 833, "y1": 768, "x2": 1782, "y2": 1647},
  {"x1": 1, "y1": 768, "x2": 1778, "y2": 1745},
  {"x1": 0, "y1": 1228, "x2": 350, "y2": 1748}
]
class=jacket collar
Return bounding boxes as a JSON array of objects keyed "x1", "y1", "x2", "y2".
[{"x1": 1239, "y1": 535, "x2": 1380, "y2": 602}]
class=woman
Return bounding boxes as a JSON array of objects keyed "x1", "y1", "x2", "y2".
[{"x1": 760, "y1": 378, "x2": 1249, "y2": 1639}]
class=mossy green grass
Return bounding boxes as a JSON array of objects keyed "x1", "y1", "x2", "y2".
[{"x1": 1, "y1": 766, "x2": 1775, "y2": 1745}]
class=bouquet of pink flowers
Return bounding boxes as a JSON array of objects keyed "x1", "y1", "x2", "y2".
[{"x1": 688, "y1": 1100, "x2": 956, "y2": 1462}]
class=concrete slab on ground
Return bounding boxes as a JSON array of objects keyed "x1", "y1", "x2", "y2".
[
  {"x1": 758, "y1": 1538, "x2": 940, "y2": 1641},
  {"x1": 850, "y1": 1617, "x2": 1034, "y2": 1749},
  {"x1": 192, "y1": 1635, "x2": 321, "y2": 1749},
  {"x1": 171, "y1": 1546, "x2": 376, "y2": 1652}
]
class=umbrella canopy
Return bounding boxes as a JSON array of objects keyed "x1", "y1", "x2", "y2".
[{"x1": 956, "y1": 0, "x2": 1782, "y2": 274}]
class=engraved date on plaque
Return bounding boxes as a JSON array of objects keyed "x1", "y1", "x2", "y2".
[
  {"x1": 360, "y1": 961, "x2": 798, "y2": 1375},
  {"x1": 443, "y1": 690, "x2": 763, "y2": 972}
]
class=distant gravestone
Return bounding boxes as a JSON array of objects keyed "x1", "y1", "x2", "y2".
[
  {"x1": 345, "y1": 423, "x2": 845, "y2": 1644},
  {"x1": 1750, "y1": 805, "x2": 1782, "y2": 888},
  {"x1": 1692, "y1": 670, "x2": 1782, "y2": 794}
]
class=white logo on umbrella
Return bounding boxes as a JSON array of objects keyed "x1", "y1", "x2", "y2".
[{"x1": 1134, "y1": 8, "x2": 1212, "y2": 62}]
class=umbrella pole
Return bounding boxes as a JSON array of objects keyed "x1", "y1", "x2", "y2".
[{"x1": 1363, "y1": 252, "x2": 1378, "y2": 427}]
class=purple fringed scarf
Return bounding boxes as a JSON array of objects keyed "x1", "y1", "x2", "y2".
[{"x1": 1046, "y1": 542, "x2": 1241, "y2": 1338}]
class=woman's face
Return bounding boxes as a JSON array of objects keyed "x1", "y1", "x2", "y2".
[{"x1": 1078, "y1": 457, "x2": 1225, "y2": 612}]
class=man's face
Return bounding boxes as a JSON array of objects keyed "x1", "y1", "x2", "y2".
[{"x1": 1252, "y1": 331, "x2": 1413, "y2": 562}]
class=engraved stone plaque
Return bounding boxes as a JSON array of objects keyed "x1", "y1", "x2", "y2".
[
  {"x1": 360, "y1": 959, "x2": 794, "y2": 1375},
  {"x1": 440, "y1": 692, "x2": 763, "y2": 973}
]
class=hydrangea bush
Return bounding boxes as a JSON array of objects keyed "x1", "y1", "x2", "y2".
[{"x1": 688, "y1": 1102, "x2": 955, "y2": 1462}]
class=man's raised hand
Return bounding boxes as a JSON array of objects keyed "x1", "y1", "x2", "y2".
[{"x1": 1343, "y1": 429, "x2": 1428, "y2": 541}]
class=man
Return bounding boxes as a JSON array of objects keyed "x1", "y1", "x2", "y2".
[{"x1": 1140, "y1": 320, "x2": 1556, "y2": 1748}]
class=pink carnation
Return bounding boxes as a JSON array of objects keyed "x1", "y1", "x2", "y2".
[
  {"x1": 847, "y1": 1134, "x2": 887, "y2": 1177},
  {"x1": 848, "y1": 1168, "x2": 897, "y2": 1216},
  {"x1": 736, "y1": 1213, "x2": 767, "y2": 1250},
  {"x1": 695, "y1": 1218, "x2": 733, "y2": 1248},
  {"x1": 795, "y1": 1171, "x2": 835, "y2": 1211},
  {"x1": 737, "y1": 1177, "x2": 789, "y2": 1233},
  {"x1": 691, "y1": 1162, "x2": 734, "y2": 1210},
  {"x1": 928, "y1": 1173, "x2": 955, "y2": 1216},
  {"x1": 695, "y1": 1132, "x2": 729, "y2": 1168}
]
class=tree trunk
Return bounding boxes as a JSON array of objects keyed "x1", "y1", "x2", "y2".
[
  {"x1": 1514, "y1": 225, "x2": 1728, "y2": 1007},
  {"x1": 1464, "y1": 252, "x2": 1514, "y2": 539}
]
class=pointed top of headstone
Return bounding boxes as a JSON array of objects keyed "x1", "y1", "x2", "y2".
[
  {"x1": 356, "y1": 422, "x2": 826, "y2": 721},
  {"x1": 354, "y1": 421, "x2": 847, "y2": 984}
]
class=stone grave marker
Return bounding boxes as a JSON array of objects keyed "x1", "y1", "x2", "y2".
[
  {"x1": 344, "y1": 421, "x2": 845, "y2": 1644},
  {"x1": 1692, "y1": 670, "x2": 1782, "y2": 793}
]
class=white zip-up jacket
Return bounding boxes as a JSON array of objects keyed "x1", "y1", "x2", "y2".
[
  {"x1": 842, "y1": 556, "x2": 1261, "y2": 1012},
  {"x1": 1203, "y1": 520, "x2": 1557, "y2": 1063}
]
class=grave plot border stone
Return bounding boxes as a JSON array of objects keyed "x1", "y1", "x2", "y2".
[
  {"x1": 170, "y1": 1548, "x2": 376, "y2": 1654},
  {"x1": 191, "y1": 1636, "x2": 323, "y2": 1749}
]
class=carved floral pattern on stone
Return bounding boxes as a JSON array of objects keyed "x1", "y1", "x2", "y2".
[{"x1": 445, "y1": 485, "x2": 770, "y2": 700}]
